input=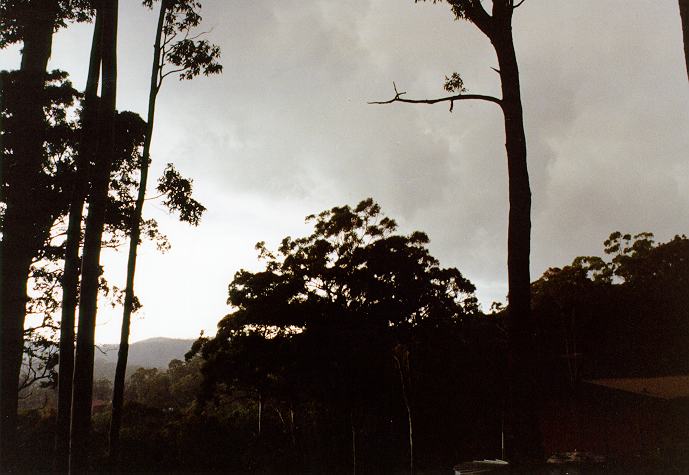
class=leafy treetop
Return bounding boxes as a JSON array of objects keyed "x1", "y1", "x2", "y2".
[
  {"x1": 144, "y1": 0, "x2": 222, "y2": 88},
  {"x1": 216, "y1": 198, "x2": 478, "y2": 337},
  {"x1": 0, "y1": 0, "x2": 94, "y2": 49},
  {"x1": 156, "y1": 163, "x2": 206, "y2": 226},
  {"x1": 531, "y1": 231, "x2": 689, "y2": 380},
  {"x1": 191, "y1": 199, "x2": 481, "y2": 419}
]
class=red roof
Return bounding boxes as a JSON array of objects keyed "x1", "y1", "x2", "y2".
[{"x1": 585, "y1": 375, "x2": 689, "y2": 400}]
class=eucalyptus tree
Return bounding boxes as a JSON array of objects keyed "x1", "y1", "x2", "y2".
[
  {"x1": 54, "y1": 8, "x2": 102, "y2": 469},
  {"x1": 370, "y1": 0, "x2": 541, "y2": 461},
  {"x1": 108, "y1": 0, "x2": 220, "y2": 461},
  {"x1": 69, "y1": 0, "x2": 118, "y2": 470},
  {"x1": 1, "y1": 63, "x2": 158, "y2": 399},
  {"x1": 194, "y1": 199, "x2": 479, "y2": 472},
  {"x1": 1, "y1": 69, "x2": 81, "y2": 426},
  {"x1": 0, "y1": 0, "x2": 92, "y2": 465},
  {"x1": 1, "y1": 61, "x2": 192, "y2": 471}
]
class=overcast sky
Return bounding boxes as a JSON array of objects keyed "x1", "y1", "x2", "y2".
[{"x1": 3, "y1": 0, "x2": 689, "y2": 343}]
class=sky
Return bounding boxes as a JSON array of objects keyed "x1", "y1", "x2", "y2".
[{"x1": 3, "y1": 0, "x2": 689, "y2": 343}]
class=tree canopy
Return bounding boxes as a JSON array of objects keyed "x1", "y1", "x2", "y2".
[
  {"x1": 190, "y1": 199, "x2": 504, "y2": 472},
  {"x1": 532, "y1": 232, "x2": 689, "y2": 390},
  {"x1": 0, "y1": 0, "x2": 93, "y2": 48},
  {"x1": 206, "y1": 198, "x2": 477, "y2": 334}
]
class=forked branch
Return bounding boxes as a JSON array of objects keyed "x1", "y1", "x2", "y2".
[{"x1": 369, "y1": 82, "x2": 502, "y2": 112}]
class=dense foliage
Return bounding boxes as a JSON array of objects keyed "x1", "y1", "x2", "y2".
[
  {"x1": 10, "y1": 225, "x2": 689, "y2": 472},
  {"x1": 533, "y1": 232, "x2": 689, "y2": 395},
  {"x1": 188, "y1": 199, "x2": 505, "y2": 471}
]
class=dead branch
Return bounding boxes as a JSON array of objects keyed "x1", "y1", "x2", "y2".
[{"x1": 369, "y1": 82, "x2": 502, "y2": 112}]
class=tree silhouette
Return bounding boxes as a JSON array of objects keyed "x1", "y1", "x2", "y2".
[
  {"x1": 3, "y1": 69, "x2": 80, "y2": 460},
  {"x1": 1, "y1": 59, "x2": 203, "y2": 471},
  {"x1": 532, "y1": 232, "x2": 689, "y2": 390},
  {"x1": 108, "y1": 0, "x2": 219, "y2": 462},
  {"x1": 370, "y1": 0, "x2": 540, "y2": 462},
  {"x1": 0, "y1": 67, "x2": 200, "y2": 472},
  {"x1": 70, "y1": 0, "x2": 118, "y2": 470},
  {"x1": 52, "y1": 99, "x2": 171, "y2": 471},
  {"x1": 53, "y1": 10, "x2": 102, "y2": 469},
  {"x1": 393, "y1": 343, "x2": 414, "y2": 474},
  {"x1": 1, "y1": 67, "x2": 170, "y2": 471},
  {"x1": 0, "y1": 2, "x2": 58, "y2": 465},
  {"x1": 0, "y1": 0, "x2": 93, "y2": 466},
  {"x1": 194, "y1": 199, "x2": 479, "y2": 471}
]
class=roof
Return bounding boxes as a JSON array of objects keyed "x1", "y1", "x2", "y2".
[{"x1": 585, "y1": 375, "x2": 689, "y2": 400}]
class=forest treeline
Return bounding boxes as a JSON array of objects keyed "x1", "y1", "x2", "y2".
[
  {"x1": 2, "y1": 0, "x2": 689, "y2": 473},
  {"x1": 10, "y1": 202, "x2": 689, "y2": 472}
]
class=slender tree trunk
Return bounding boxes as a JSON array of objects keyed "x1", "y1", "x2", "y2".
[
  {"x1": 405, "y1": 404, "x2": 413, "y2": 475},
  {"x1": 289, "y1": 404, "x2": 296, "y2": 448},
  {"x1": 70, "y1": 1, "x2": 118, "y2": 471},
  {"x1": 0, "y1": 2, "x2": 57, "y2": 468},
  {"x1": 52, "y1": 13, "x2": 103, "y2": 472},
  {"x1": 258, "y1": 392, "x2": 263, "y2": 436},
  {"x1": 393, "y1": 348, "x2": 413, "y2": 475},
  {"x1": 680, "y1": 0, "x2": 689, "y2": 81},
  {"x1": 350, "y1": 412, "x2": 356, "y2": 475},
  {"x1": 108, "y1": 1, "x2": 166, "y2": 460},
  {"x1": 491, "y1": 14, "x2": 542, "y2": 463}
]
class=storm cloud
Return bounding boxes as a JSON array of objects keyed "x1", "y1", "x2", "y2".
[{"x1": 2, "y1": 0, "x2": 687, "y2": 342}]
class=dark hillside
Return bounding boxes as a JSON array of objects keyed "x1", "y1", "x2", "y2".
[{"x1": 94, "y1": 337, "x2": 195, "y2": 380}]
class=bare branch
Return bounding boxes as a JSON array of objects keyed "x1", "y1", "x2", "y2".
[
  {"x1": 369, "y1": 82, "x2": 502, "y2": 112},
  {"x1": 49, "y1": 229, "x2": 68, "y2": 240},
  {"x1": 513, "y1": 0, "x2": 527, "y2": 8},
  {"x1": 186, "y1": 28, "x2": 212, "y2": 41},
  {"x1": 158, "y1": 27, "x2": 175, "y2": 87},
  {"x1": 101, "y1": 241, "x2": 125, "y2": 250},
  {"x1": 19, "y1": 342, "x2": 58, "y2": 392},
  {"x1": 19, "y1": 371, "x2": 31, "y2": 392},
  {"x1": 24, "y1": 324, "x2": 60, "y2": 334},
  {"x1": 160, "y1": 67, "x2": 186, "y2": 80},
  {"x1": 161, "y1": 28, "x2": 177, "y2": 49},
  {"x1": 145, "y1": 192, "x2": 167, "y2": 201}
]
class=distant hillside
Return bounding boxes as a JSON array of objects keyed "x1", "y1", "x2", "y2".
[{"x1": 94, "y1": 337, "x2": 195, "y2": 381}]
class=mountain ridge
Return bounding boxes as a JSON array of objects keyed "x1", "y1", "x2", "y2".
[{"x1": 94, "y1": 337, "x2": 196, "y2": 381}]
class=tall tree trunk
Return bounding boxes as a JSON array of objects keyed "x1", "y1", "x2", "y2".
[
  {"x1": 69, "y1": 1, "x2": 118, "y2": 471},
  {"x1": 491, "y1": 13, "x2": 542, "y2": 463},
  {"x1": 374, "y1": 2, "x2": 542, "y2": 464},
  {"x1": 680, "y1": 0, "x2": 689, "y2": 81},
  {"x1": 0, "y1": 1, "x2": 57, "y2": 468},
  {"x1": 394, "y1": 358, "x2": 413, "y2": 475},
  {"x1": 350, "y1": 411, "x2": 357, "y2": 475},
  {"x1": 289, "y1": 404, "x2": 296, "y2": 449},
  {"x1": 53, "y1": 11, "x2": 103, "y2": 472},
  {"x1": 108, "y1": 1, "x2": 166, "y2": 460},
  {"x1": 257, "y1": 392, "x2": 263, "y2": 436}
]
